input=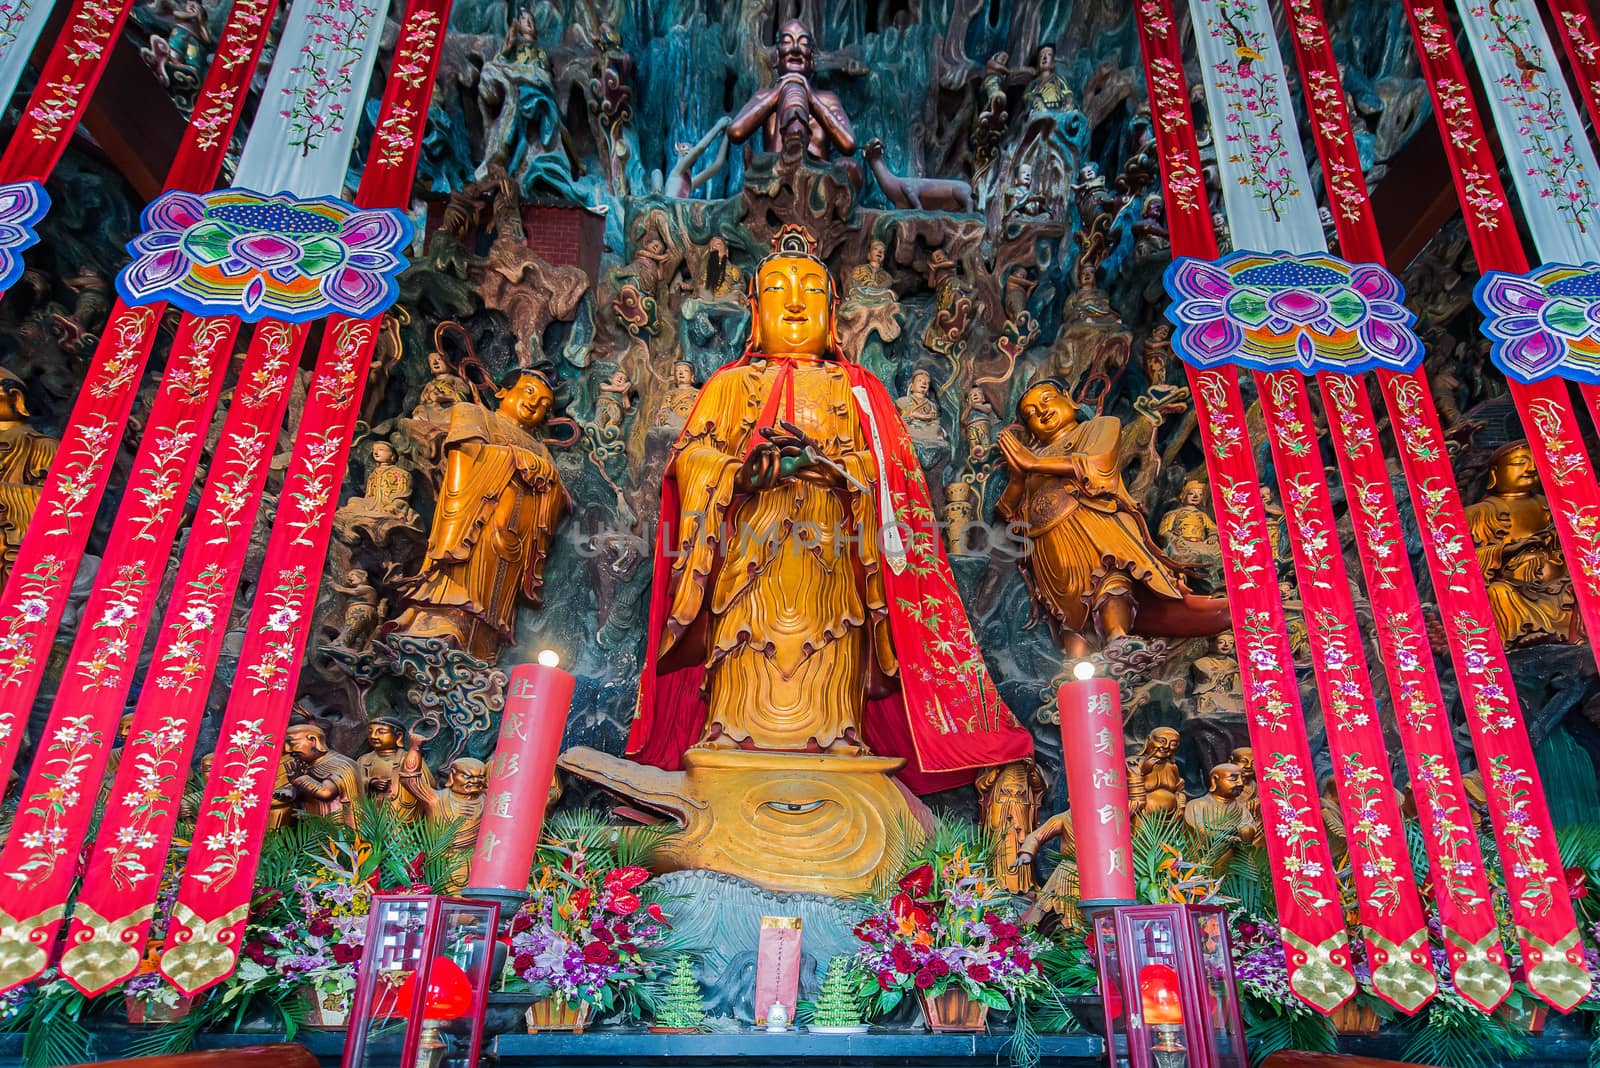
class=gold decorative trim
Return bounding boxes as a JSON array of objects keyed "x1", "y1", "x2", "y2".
[
  {"x1": 0, "y1": 905, "x2": 67, "y2": 991},
  {"x1": 1366, "y1": 927, "x2": 1437, "y2": 1013},
  {"x1": 1280, "y1": 927, "x2": 1356, "y2": 1012},
  {"x1": 59, "y1": 902, "x2": 155, "y2": 995},
  {"x1": 158, "y1": 902, "x2": 250, "y2": 995},
  {"x1": 1520, "y1": 926, "x2": 1593, "y2": 1011},
  {"x1": 1443, "y1": 927, "x2": 1512, "y2": 1012}
]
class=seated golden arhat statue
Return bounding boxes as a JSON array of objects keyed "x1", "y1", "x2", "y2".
[{"x1": 563, "y1": 226, "x2": 1035, "y2": 895}]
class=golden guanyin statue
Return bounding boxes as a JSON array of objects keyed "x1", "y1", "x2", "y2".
[
  {"x1": 1466, "y1": 441, "x2": 1578, "y2": 647},
  {"x1": 627, "y1": 224, "x2": 1033, "y2": 791},
  {"x1": 0, "y1": 369, "x2": 58, "y2": 589},
  {"x1": 391, "y1": 370, "x2": 569, "y2": 661},
  {"x1": 997, "y1": 379, "x2": 1228, "y2": 654}
]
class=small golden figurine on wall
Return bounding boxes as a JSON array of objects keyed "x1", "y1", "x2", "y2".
[{"x1": 1128, "y1": 726, "x2": 1186, "y2": 818}]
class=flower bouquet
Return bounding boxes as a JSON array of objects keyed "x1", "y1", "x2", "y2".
[
  {"x1": 505, "y1": 816, "x2": 674, "y2": 1031},
  {"x1": 243, "y1": 877, "x2": 368, "y2": 1027},
  {"x1": 853, "y1": 845, "x2": 1048, "y2": 1032}
]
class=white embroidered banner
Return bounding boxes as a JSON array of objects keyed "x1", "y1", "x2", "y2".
[
  {"x1": 1453, "y1": 0, "x2": 1600, "y2": 262},
  {"x1": 0, "y1": 0, "x2": 59, "y2": 110},
  {"x1": 232, "y1": 0, "x2": 391, "y2": 196},
  {"x1": 1188, "y1": 0, "x2": 1325, "y2": 253}
]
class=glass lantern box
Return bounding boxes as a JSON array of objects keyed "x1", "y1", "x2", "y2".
[
  {"x1": 342, "y1": 894, "x2": 501, "y2": 1068},
  {"x1": 1085, "y1": 903, "x2": 1248, "y2": 1068}
]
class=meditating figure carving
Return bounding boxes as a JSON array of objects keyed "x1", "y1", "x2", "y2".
[{"x1": 1465, "y1": 441, "x2": 1578, "y2": 646}]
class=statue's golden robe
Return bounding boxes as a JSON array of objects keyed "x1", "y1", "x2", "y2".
[
  {"x1": 660, "y1": 357, "x2": 893, "y2": 750},
  {"x1": 0, "y1": 420, "x2": 57, "y2": 582},
  {"x1": 998, "y1": 414, "x2": 1185, "y2": 633},
  {"x1": 400, "y1": 404, "x2": 567, "y2": 658}
]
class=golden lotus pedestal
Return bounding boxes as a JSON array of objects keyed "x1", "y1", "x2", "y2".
[{"x1": 557, "y1": 747, "x2": 924, "y2": 896}]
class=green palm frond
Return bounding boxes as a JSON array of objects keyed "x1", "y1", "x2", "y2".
[
  {"x1": 1242, "y1": 993, "x2": 1336, "y2": 1062},
  {"x1": 1400, "y1": 995, "x2": 1530, "y2": 1068}
]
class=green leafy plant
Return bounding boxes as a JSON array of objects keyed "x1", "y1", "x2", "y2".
[
  {"x1": 650, "y1": 956, "x2": 707, "y2": 1031},
  {"x1": 811, "y1": 956, "x2": 866, "y2": 1029}
]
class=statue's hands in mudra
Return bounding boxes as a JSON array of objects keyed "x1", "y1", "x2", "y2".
[
  {"x1": 736, "y1": 421, "x2": 822, "y2": 492},
  {"x1": 997, "y1": 428, "x2": 1036, "y2": 473}
]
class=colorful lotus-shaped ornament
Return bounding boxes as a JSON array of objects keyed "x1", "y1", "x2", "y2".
[
  {"x1": 116, "y1": 187, "x2": 411, "y2": 322},
  {"x1": 1475, "y1": 263, "x2": 1600, "y2": 384},
  {"x1": 1164, "y1": 250, "x2": 1423, "y2": 374},
  {"x1": 0, "y1": 182, "x2": 49, "y2": 295}
]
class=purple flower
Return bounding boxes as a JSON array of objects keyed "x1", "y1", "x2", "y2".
[{"x1": 1476, "y1": 263, "x2": 1600, "y2": 384}]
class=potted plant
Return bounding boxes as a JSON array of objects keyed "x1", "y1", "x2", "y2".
[
  {"x1": 243, "y1": 876, "x2": 368, "y2": 1028},
  {"x1": 648, "y1": 956, "x2": 707, "y2": 1033},
  {"x1": 808, "y1": 956, "x2": 868, "y2": 1034},
  {"x1": 852, "y1": 836, "x2": 1048, "y2": 1032},
  {"x1": 506, "y1": 812, "x2": 675, "y2": 1032}
]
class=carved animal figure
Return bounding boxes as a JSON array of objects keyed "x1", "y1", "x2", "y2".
[{"x1": 862, "y1": 138, "x2": 973, "y2": 213}]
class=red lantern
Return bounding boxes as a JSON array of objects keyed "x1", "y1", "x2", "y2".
[
  {"x1": 1085, "y1": 903, "x2": 1247, "y2": 1068},
  {"x1": 342, "y1": 894, "x2": 500, "y2": 1068}
]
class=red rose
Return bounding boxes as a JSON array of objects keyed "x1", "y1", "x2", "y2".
[
  {"x1": 510, "y1": 911, "x2": 534, "y2": 935},
  {"x1": 307, "y1": 917, "x2": 334, "y2": 938},
  {"x1": 928, "y1": 957, "x2": 950, "y2": 977},
  {"x1": 513, "y1": 952, "x2": 536, "y2": 973},
  {"x1": 967, "y1": 964, "x2": 992, "y2": 984},
  {"x1": 890, "y1": 945, "x2": 916, "y2": 973},
  {"x1": 913, "y1": 968, "x2": 936, "y2": 989},
  {"x1": 877, "y1": 970, "x2": 896, "y2": 990},
  {"x1": 899, "y1": 864, "x2": 935, "y2": 897},
  {"x1": 583, "y1": 941, "x2": 615, "y2": 965},
  {"x1": 332, "y1": 943, "x2": 360, "y2": 965},
  {"x1": 1012, "y1": 950, "x2": 1032, "y2": 971}
]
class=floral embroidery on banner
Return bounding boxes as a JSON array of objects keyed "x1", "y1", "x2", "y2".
[
  {"x1": 242, "y1": 323, "x2": 296, "y2": 407},
  {"x1": 1561, "y1": 10, "x2": 1600, "y2": 64},
  {"x1": 1383, "y1": 612, "x2": 1441, "y2": 733},
  {"x1": 205, "y1": 427, "x2": 274, "y2": 546},
  {"x1": 1487, "y1": 755, "x2": 1557, "y2": 916},
  {"x1": 286, "y1": 430, "x2": 347, "y2": 546},
  {"x1": 89, "y1": 308, "x2": 156, "y2": 400},
  {"x1": 1262, "y1": 752, "x2": 1335, "y2": 913},
  {"x1": 6, "y1": 714, "x2": 104, "y2": 886},
  {"x1": 77, "y1": 562, "x2": 149, "y2": 690},
  {"x1": 1472, "y1": 0, "x2": 1598, "y2": 233},
  {"x1": 315, "y1": 319, "x2": 373, "y2": 407},
  {"x1": 281, "y1": 0, "x2": 380, "y2": 157},
  {"x1": 1263, "y1": 373, "x2": 1313, "y2": 456},
  {"x1": 63, "y1": 0, "x2": 116, "y2": 63},
  {"x1": 1387, "y1": 375, "x2": 1445, "y2": 463},
  {"x1": 44, "y1": 415, "x2": 117, "y2": 535},
  {"x1": 1413, "y1": 751, "x2": 1488, "y2": 911},
  {"x1": 1282, "y1": 474, "x2": 1334, "y2": 587},
  {"x1": 1350, "y1": 477, "x2": 1402, "y2": 589},
  {"x1": 191, "y1": 717, "x2": 276, "y2": 889},
  {"x1": 1413, "y1": 4, "x2": 1452, "y2": 58},
  {"x1": 103, "y1": 715, "x2": 189, "y2": 890},
  {"x1": 242, "y1": 565, "x2": 310, "y2": 694},
  {"x1": 1453, "y1": 611, "x2": 1517, "y2": 734},
  {"x1": 1204, "y1": 0, "x2": 1300, "y2": 220},
  {"x1": 1138, "y1": 0, "x2": 1172, "y2": 37},
  {"x1": 392, "y1": 9, "x2": 440, "y2": 88},
  {"x1": 0, "y1": 555, "x2": 64, "y2": 696},
  {"x1": 1215, "y1": 476, "x2": 1270, "y2": 589},
  {"x1": 1526, "y1": 396, "x2": 1592, "y2": 484},
  {"x1": 1194, "y1": 372, "x2": 1243, "y2": 457},
  {"x1": 1337, "y1": 752, "x2": 1403, "y2": 915},
  {"x1": 1238, "y1": 608, "x2": 1292, "y2": 731},
  {"x1": 165, "y1": 320, "x2": 231, "y2": 400},
  {"x1": 152, "y1": 563, "x2": 228, "y2": 693},
  {"x1": 1322, "y1": 375, "x2": 1377, "y2": 459},
  {"x1": 25, "y1": 78, "x2": 84, "y2": 142},
  {"x1": 0, "y1": 0, "x2": 38, "y2": 52},
  {"x1": 129, "y1": 420, "x2": 201, "y2": 540}
]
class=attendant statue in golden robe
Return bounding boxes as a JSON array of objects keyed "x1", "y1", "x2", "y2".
[
  {"x1": 277, "y1": 724, "x2": 360, "y2": 826},
  {"x1": 627, "y1": 224, "x2": 1033, "y2": 791},
  {"x1": 1128, "y1": 726, "x2": 1186, "y2": 818},
  {"x1": 997, "y1": 379, "x2": 1228, "y2": 654},
  {"x1": 1466, "y1": 441, "x2": 1578, "y2": 647},
  {"x1": 392, "y1": 370, "x2": 569, "y2": 661},
  {"x1": 0, "y1": 369, "x2": 58, "y2": 589}
]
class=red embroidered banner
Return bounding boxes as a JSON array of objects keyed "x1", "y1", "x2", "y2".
[
  {"x1": 0, "y1": 315, "x2": 236, "y2": 991},
  {"x1": 160, "y1": 0, "x2": 451, "y2": 996},
  {"x1": 57, "y1": 322, "x2": 304, "y2": 996},
  {"x1": 1274, "y1": 0, "x2": 1511, "y2": 1013},
  {"x1": 0, "y1": 0, "x2": 135, "y2": 184},
  {"x1": 1252, "y1": 368, "x2": 1435, "y2": 1013},
  {"x1": 0, "y1": 0, "x2": 276, "y2": 786},
  {"x1": 1387, "y1": 0, "x2": 1591, "y2": 1011},
  {"x1": 1546, "y1": 0, "x2": 1600, "y2": 132},
  {"x1": 1132, "y1": 0, "x2": 1355, "y2": 1013}
]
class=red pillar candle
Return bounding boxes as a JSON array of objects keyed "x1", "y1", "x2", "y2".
[
  {"x1": 1058, "y1": 667, "x2": 1136, "y2": 904},
  {"x1": 468, "y1": 653, "x2": 576, "y2": 893}
]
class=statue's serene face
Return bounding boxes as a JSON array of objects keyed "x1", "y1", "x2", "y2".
[
  {"x1": 673, "y1": 362, "x2": 695, "y2": 386},
  {"x1": 1211, "y1": 766, "x2": 1243, "y2": 800},
  {"x1": 1231, "y1": 748, "x2": 1255, "y2": 777},
  {"x1": 1180, "y1": 481, "x2": 1206, "y2": 506},
  {"x1": 368, "y1": 723, "x2": 400, "y2": 751},
  {"x1": 0, "y1": 386, "x2": 25, "y2": 421},
  {"x1": 776, "y1": 19, "x2": 814, "y2": 75},
  {"x1": 1018, "y1": 383, "x2": 1074, "y2": 444},
  {"x1": 1215, "y1": 633, "x2": 1236, "y2": 656},
  {"x1": 754, "y1": 254, "x2": 832, "y2": 356},
  {"x1": 910, "y1": 371, "x2": 931, "y2": 397},
  {"x1": 1148, "y1": 729, "x2": 1179, "y2": 760},
  {"x1": 868, "y1": 241, "x2": 885, "y2": 268},
  {"x1": 1492, "y1": 445, "x2": 1538, "y2": 494},
  {"x1": 501, "y1": 374, "x2": 555, "y2": 429}
]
